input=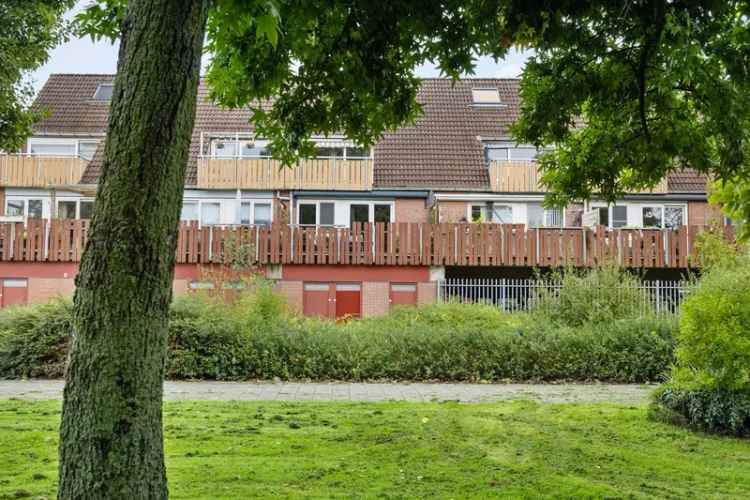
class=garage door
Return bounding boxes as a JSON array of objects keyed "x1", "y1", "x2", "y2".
[
  {"x1": 390, "y1": 283, "x2": 417, "y2": 308},
  {"x1": 303, "y1": 283, "x2": 332, "y2": 318},
  {"x1": 1, "y1": 279, "x2": 28, "y2": 308},
  {"x1": 335, "y1": 283, "x2": 361, "y2": 319}
]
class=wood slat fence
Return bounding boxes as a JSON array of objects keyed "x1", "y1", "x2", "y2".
[{"x1": 0, "y1": 220, "x2": 733, "y2": 268}]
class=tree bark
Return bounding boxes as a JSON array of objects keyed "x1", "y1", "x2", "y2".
[{"x1": 58, "y1": 1, "x2": 208, "y2": 499}]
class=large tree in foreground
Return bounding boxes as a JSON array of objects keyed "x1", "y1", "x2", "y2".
[{"x1": 45, "y1": 0, "x2": 750, "y2": 498}]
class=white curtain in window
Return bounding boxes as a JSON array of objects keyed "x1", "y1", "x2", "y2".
[{"x1": 201, "y1": 203, "x2": 220, "y2": 225}]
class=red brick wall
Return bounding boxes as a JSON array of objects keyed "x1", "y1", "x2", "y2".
[
  {"x1": 27, "y1": 278, "x2": 76, "y2": 304},
  {"x1": 275, "y1": 280, "x2": 303, "y2": 312},
  {"x1": 438, "y1": 201, "x2": 468, "y2": 223},
  {"x1": 417, "y1": 282, "x2": 437, "y2": 305},
  {"x1": 394, "y1": 198, "x2": 429, "y2": 223},
  {"x1": 688, "y1": 201, "x2": 723, "y2": 226},
  {"x1": 362, "y1": 281, "x2": 389, "y2": 317}
]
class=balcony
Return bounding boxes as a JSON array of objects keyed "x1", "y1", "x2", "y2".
[
  {"x1": 0, "y1": 154, "x2": 87, "y2": 188},
  {"x1": 0, "y1": 219, "x2": 732, "y2": 269},
  {"x1": 196, "y1": 157, "x2": 373, "y2": 191},
  {"x1": 488, "y1": 160, "x2": 669, "y2": 194}
]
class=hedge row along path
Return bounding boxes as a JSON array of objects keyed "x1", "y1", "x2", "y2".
[{"x1": 0, "y1": 380, "x2": 654, "y2": 404}]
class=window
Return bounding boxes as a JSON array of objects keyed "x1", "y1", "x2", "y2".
[
  {"x1": 642, "y1": 207, "x2": 662, "y2": 228},
  {"x1": 665, "y1": 206, "x2": 684, "y2": 229},
  {"x1": 254, "y1": 203, "x2": 271, "y2": 225},
  {"x1": 528, "y1": 204, "x2": 562, "y2": 227},
  {"x1": 6, "y1": 200, "x2": 23, "y2": 217},
  {"x1": 319, "y1": 203, "x2": 335, "y2": 226},
  {"x1": 509, "y1": 147, "x2": 538, "y2": 161},
  {"x1": 471, "y1": 205, "x2": 483, "y2": 222},
  {"x1": 211, "y1": 139, "x2": 238, "y2": 158},
  {"x1": 544, "y1": 208, "x2": 562, "y2": 227},
  {"x1": 486, "y1": 145, "x2": 539, "y2": 162},
  {"x1": 58, "y1": 201, "x2": 77, "y2": 219},
  {"x1": 28, "y1": 200, "x2": 44, "y2": 219},
  {"x1": 92, "y1": 83, "x2": 114, "y2": 101},
  {"x1": 181, "y1": 202, "x2": 198, "y2": 222},
  {"x1": 299, "y1": 204, "x2": 317, "y2": 225},
  {"x1": 29, "y1": 141, "x2": 76, "y2": 156},
  {"x1": 374, "y1": 204, "x2": 391, "y2": 223},
  {"x1": 346, "y1": 146, "x2": 371, "y2": 159},
  {"x1": 612, "y1": 206, "x2": 627, "y2": 228},
  {"x1": 242, "y1": 141, "x2": 269, "y2": 157},
  {"x1": 78, "y1": 141, "x2": 99, "y2": 161},
  {"x1": 201, "y1": 202, "x2": 220, "y2": 226},
  {"x1": 79, "y1": 201, "x2": 94, "y2": 219},
  {"x1": 350, "y1": 204, "x2": 369, "y2": 226},
  {"x1": 472, "y1": 204, "x2": 512, "y2": 223},
  {"x1": 316, "y1": 146, "x2": 344, "y2": 158},
  {"x1": 471, "y1": 88, "x2": 501, "y2": 105}
]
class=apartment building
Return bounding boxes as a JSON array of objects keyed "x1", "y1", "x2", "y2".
[{"x1": 0, "y1": 75, "x2": 722, "y2": 316}]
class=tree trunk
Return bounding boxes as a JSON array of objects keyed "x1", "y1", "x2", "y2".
[{"x1": 58, "y1": 1, "x2": 208, "y2": 499}]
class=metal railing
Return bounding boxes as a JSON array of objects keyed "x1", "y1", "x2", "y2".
[{"x1": 437, "y1": 278, "x2": 694, "y2": 317}]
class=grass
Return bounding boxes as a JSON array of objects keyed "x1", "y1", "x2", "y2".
[{"x1": 1, "y1": 400, "x2": 749, "y2": 499}]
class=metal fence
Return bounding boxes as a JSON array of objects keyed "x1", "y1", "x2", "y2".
[{"x1": 437, "y1": 278, "x2": 694, "y2": 317}]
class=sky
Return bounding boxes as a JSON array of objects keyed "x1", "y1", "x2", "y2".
[{"x1": 31, "y1": 2, "x2": 531, "y2": 94}]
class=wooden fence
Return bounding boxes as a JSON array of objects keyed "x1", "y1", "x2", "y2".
[{"x1": 0, "y1": 219, "x2": 733, "y2": 268}]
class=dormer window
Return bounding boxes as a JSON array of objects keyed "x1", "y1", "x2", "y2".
[
  {"x1": 92, "y1": 83, "x2": 114, "y2": 101},
  {"x1": 471, "y1": 87, "x2": 502, "y2": 106}
]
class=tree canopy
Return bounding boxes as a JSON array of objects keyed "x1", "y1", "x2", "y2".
[
  {"x1": 510, "y1": 1, "x2": 750, "y2": 235},
  {"x1": 0, "y1": 0, "x2": 74, "y2": 151}
]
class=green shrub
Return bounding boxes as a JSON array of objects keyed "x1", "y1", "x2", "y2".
[
  {"x1": 0, "y1": 289, "x2": 677, "y2": 383},
  {"x1": 534, "y1": 264, "x2": 653, "y2": 327},
  {"x1": 651, "y1": 235, "x2": 750, "y2": 435},
  {"x1": 651, "y1": 386, "x2": 750, "y2": 437},
  {"x1": 0, "y1": 299, "x2": 72, "y2": 378}
]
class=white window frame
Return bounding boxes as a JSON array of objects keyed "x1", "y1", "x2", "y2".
[
  {"x1": 239, "y1": 200, "x2": 274, "y2": 226},
  {"x1": 484, "y1": 142, "x2": 543, "y2": 163},
  {"x1": 469, "y1": 203, "x2": 513, "y2": 223},
  {"x1": 471, "y1": 87, "x2": 502, "y2": 106},
  {"x1": 56, "y1": 198, "x2": 94, "y2": 219},
  {"x1": 198, "y1": 200, "x2": 222, "y2": 227},
  {"x1": 26, "y1": 137, "x2": 101, "y2": 159},
  {"x1": 296, "y1": 200, "x2": 394, "y2": 227},
  {"x1": 588, "y1": 202, "x2": 687, "y2": 229}
]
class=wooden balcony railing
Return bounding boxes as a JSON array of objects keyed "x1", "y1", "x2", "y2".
[
  {"x1": 196, "y1": 157, "x2": 373, "y2": 190},
  {"x1": 0, "y1": 219, "x2": 733, "y2": 268},
  {"x1": 0, "y1": 154, "x2": 87, "y2": 188},
  {"x1": 488, "y1": 160, "x2": 669, "y2": 194}
]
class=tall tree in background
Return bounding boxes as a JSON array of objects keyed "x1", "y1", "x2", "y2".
[
  {"x1": 0, "y1": 0, "x2": 739, "y2": 498},
  {"x1": 0, "y1": 0, "x2": 74, "y2": 151}
]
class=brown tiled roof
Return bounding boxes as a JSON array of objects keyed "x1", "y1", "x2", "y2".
[
  {"x1": 374, "y1": 79, "x2": 520, "y2": 189},
  {"x1": 34, "y1": 74, "x2": 707, "y2": 194},
  {"x1": 667, "y1": 168, "x2": 707, "y2": 193}
]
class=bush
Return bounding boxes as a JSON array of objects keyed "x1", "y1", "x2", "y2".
[
  {"x1": 0, "y1": 293, "x2": 676, "y2": 383},
  {"x1": 534, "y1": 264, "x2": 653, "y2": 327},
  {"x1": 651, "y1": 386, "x2": 750, "y2": 437},
  {"x1": 0, "y1": 299, "x2": 72, "y2": 378},
  {"x1": 651, "y1": 233, "x2": 750, "y2": 435}
]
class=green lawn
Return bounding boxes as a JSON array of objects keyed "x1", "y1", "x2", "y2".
[{"x1": 1, "y1": 400, "x2": 749, "y2": 499}]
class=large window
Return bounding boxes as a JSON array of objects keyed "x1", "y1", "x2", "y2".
[
  {"x1": 471, "y1": 204, "x2": 512, "y2": 223},
  {"x1": 181, "y1": 202, "x2": 198, "y2": 222},
  {"x1": 240, "y1": 201, "x2": 272, "y2": 226},
  {"x1": 57, "y1": 201, "x2": 77, "y2": 219},
  {"x1": 527, "y1": 204, "x2": 563, "y2": 228},
  {"x1": 319, "y1": 203, "x2": 335, "y2": 226},
  {"x1": 78, "y1": 141, "x2": 99, "y2": 160},
  {"x1": 642, "y1": 205, "x2": 685, "y2": 229},
  {"x1": 6, "y1": 200, "x2": 24, "y2": 217},
  {"x1": 350, "y1": 204, "x2": 369, "y2": 226},
  {"x1": 29, "y1": 141, "x2": 77, "y2": 156},
  {"x1": 374, "y1": 204, "x2": 391, "y2": 223},
  {"x1": 299, "y1": 204, "x2": 317, "y2": 226},
  {"x1": 200, "y1": 202, "x2": 221, "y2": 226},
  {"x1": 591, "y1": 205, "x2": 627, "y2": 228}
]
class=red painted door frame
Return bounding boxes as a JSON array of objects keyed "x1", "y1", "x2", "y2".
[
  {"x1": 1, "y1": 279, "x2": 28, "y2": 308},
  {"x1": 390, "y1": 282, "x2": 418, "y2": 308},
  {"x1": 335, "y1": 283, "x2": 361, "y2": 319}
]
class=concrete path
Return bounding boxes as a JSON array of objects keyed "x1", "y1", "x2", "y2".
[{"x1": 0, "y1": 380, "x2": 655, "y2": 404}]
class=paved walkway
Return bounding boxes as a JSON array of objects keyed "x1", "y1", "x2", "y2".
[{"x1": 0, "y1": 380, "x2": 654, "y2": 404}]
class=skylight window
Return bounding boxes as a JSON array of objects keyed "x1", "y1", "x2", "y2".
[
  {"x1": 471, "y1": 87, "x2": 502, "y2": 106},
  {"x1": 92, "y1": 83, "x2": 114, "y2": 101}
]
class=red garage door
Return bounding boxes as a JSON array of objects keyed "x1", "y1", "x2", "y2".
[
  {"x1": 303, "y1": 283, "x2": 332, "y2": 318},
  {"x1": 390, "y1": 283, "x2": 417, "y2": 308},
  {"x1": 335, "y1": 283, "x2": 361, "y2": 319},
  {"x1": 1, "y1": 279, "x2": 28, "y2": 308}
]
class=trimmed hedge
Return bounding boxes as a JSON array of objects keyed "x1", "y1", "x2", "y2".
[{"x1": 1, "y1": 295, "x2": 676, "y2": 382}]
